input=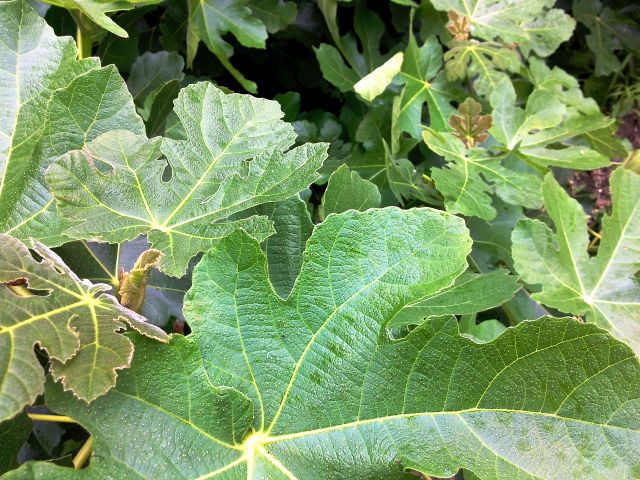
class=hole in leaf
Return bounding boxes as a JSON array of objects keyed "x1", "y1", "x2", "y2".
[
  {"x1": 4, "y1": 278, "x2": 52, "y2": 297},
  {"x1": 161, "y1": 160, "x2": 173, "y2": 183}
]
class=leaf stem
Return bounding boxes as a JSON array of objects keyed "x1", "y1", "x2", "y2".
[
  {"x1": 69, "y1": 11, "x2": 92, "y2": 59},
  {"x1": 73, "y1": 435, "x2": 94, "y2": 469},
  {"x1": 27, "y1": 413, "x2": 77, "y2": 423},
  {"x1": 587, "y1": 227, "x2": 602, "y2": 240}
]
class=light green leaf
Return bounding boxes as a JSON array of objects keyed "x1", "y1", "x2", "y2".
[
  {"x1": 398, "y1": 34, "x2": 456, "y2": 136},
  {"x1": 0, "y1": 0, "x2": 144, "y2": 245},
  {"x1": 525, "y1": 60, "x2": 627, "y2": 155},
  {"x1": 512, "y1": 169, "x2": 640, "y2": 354},
  {"x1": 390, "y1": 270, "x2": 521, "y2": 327},
  {"x1": 45, "y1": 0, "x2": 163, "y2": 38},
  {"x1": 490, "y1": 80, "x2": 612, "y2": 170},
  {"x1": 391, "y1": 0, "x2": 417, "y2": 5},
  {"x1": 46, "y1": 83, "x2": 328, "y2": 277},
  {"x1": 186, "y1": 0, "x2": 268, "y2": 92},
  {"x1": 444, "y1": 41, "x2": 521, "y2": 97},
  {"x1": 126, "y1": 51, "x2": 185, "y2": 106},
  {"x1": 354, "y1": 52, "x2": 404, "y2": 101},
  {"x1": 320, "y1": 164, "x2": 381, "y2": 219},
  {"x1": 0, "y1": 235, "x2": 168, "y2": 423},
  {"x1": 462, "y1": 318, "x2": 507, "y2": 343},
  {"x1": 527, "y1": 57, "x2": 601, "y2": 116},
  {"x1": 424, "y1": 128, "x2": 542, "y2": 219},
  {"x1": 584, "y1": 124, "x2": 629, "y2": 159},
  {"x1": 7, "y1": 206, "x2": 639, "y2": 478},
  {"x1": 432, "y1": 0, "x2": 575, "y2": 56}
]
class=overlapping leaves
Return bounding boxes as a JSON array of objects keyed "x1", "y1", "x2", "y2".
[
  {"x1": 43, "y1": 0, "x2": 163, "y2": 38},
  {"x1": 6, "y1": 208, "x2": 640, "y2": 479},
  {"x1": 432, "y1": 0, "x2": 576, "y2": 57},
  {"x1": 0, "y1": 0, "x2": 143, "y2": 245},
  {"x1": 54, "y1": 237, "x2": 192, "y2": 327},
  {"x1": 186, "y1": 0, "x2": 296, "y2": 92},
  {"x1": 397, "y1": 33, "x2": 457, "y2": 136},
  {"x1": 512, "y1": 168, "x2": 640, "y2": 354},
  {"x1": 319, "y1": 164, "x2": 380, "y2": 219},
  {"x1": 573, "y1": 0, "x2": 640, "y2": 76},
  {"x1": 315, "y1": 6, "x2": 396, "y2": 93},
  {"x1": 423, "y1": 127, "x2": 540, "y2": 220},
  {"x1": 444, "y1": 39, "x2": 521, "y2": 97},
  {"x1": 424, "y1": 77, "x2": 616, "y2": 220},
  {"x1": 489, "y1": 80, "x2": 612, "y2": 170},
  {"x1": 389, "y1": 269, "x2": 521, "y2": 327},
  {"x1": 0, "y1": 235, "x2": 167, "y2": 423},
  {"x1": 46, "y1": 82, "x2": 328, "y2": 277}
]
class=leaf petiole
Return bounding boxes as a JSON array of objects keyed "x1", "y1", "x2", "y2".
[
  {"x1": 73, "y1": 436, "x2": 94, "y2": 469},
  {"x1": 27, "y1": 413, "x2": 77, "y2": 423},
  {"x1": 69, "y1": 11, "x2": 92, "y2": 59}
]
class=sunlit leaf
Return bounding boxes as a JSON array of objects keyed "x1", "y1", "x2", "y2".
[
  {"x1": 9, "y1": 209, "x2": 640, "y2": 479},
  {"x1": 0, "y1": 235, "x2": 168, "y2": 422},
  {"x1": 0, "y1": 0, "x2": 143, "y2": 245},
  {"x1": 512, "y1": 168, "x2": 640, "y2": 353},
  {"x1": 47, "y1": 83, "x2": 328, "y2": 276}
]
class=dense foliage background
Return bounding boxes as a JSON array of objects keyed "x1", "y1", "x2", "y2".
[{"x1": 0, "y1": 0, "x2": 639, "y2": 478}]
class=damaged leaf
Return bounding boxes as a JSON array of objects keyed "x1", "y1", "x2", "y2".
[{"x1": 0, "y1": 235, "x2": 167, "y2": 422}]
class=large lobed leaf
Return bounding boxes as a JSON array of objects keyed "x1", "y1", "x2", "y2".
[
  {"x1": 7, "y1": 208, "x2": 640, "y2": 479},
  {"x1": 432, "y1": 0, "x2": 576, "y2": 57},
  {"x1": 0, "y1": 235, "x2": 167, "y2": 423},
  {"x1": 444, "y1": 40, "x2": 522, "y2": 97},
  {"x1": 0, "y1": 0, "x2": 144, "y2": 245},
  {"x1": 512, "y1": 168, "x2": 640, "y2": 354},
  {"x1": 398, "y1": 34, "x2": 457, "y2": 136},
  {"x1": 424, "y1": 128, "x2": 541, "y2": 220},
  {"x1": 46, "y1": 82, "x2": 328, "y2": 277},
  {"x1": 186, "y1": 0, "x2": 296, "y2": 92}
]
